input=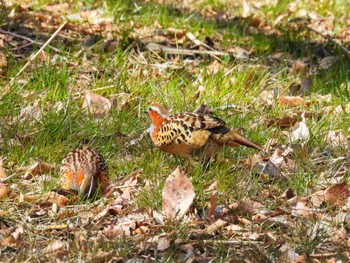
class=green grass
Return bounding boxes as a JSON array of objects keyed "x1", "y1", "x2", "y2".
[{"x1": 1, "y1": 0, "x2": 350, "y2": 261}]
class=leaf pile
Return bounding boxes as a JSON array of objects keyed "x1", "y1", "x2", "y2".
[{"x1": 1, "y1": 0, "x2": 350, "y2": 261}]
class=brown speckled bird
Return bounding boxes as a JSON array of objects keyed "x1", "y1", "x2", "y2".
[
  {"x1": 147, "y1": 104, "x2": 263, "y2": 163},
  {"x1": 60, "y1": 146, "x2": 109, "y2": 199}
]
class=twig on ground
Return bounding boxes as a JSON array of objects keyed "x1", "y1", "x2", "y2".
[
  {"x1": 306, "y1": 25, "x2": 350, "y2": 58},
  {"x1": 146, "y1": 43, "x2": 229, "y2": 57},
  {"x1": 3, "y1": 22, "x2": 67, "y2": 95},
  {"x1": 0, "y1": 29, "x2": 61, "y2": 52}
]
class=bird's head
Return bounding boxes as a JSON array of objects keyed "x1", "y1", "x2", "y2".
[{"x1": 147, "y1": 103, "x2": 170, "y2": 126}]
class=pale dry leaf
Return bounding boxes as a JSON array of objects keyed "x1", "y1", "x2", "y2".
[
  {"x1": 12, "y1": 101, "x2": 43, "y2": 125},
  {"x1": 44, "y1": 240, "x2": 66, "y2": 254},
  {"x1": 290, "y1": 113, "x2": 310, "y2": 146},
  {"x1": 345, "y1": 103, "x2": 350, "y2": 113},
  {"x1": 102, "y1": 225, "x2": 124, "y2": 239},
  {"x1": 326, "y1": 130, "x2": 348, "y2": 148},
  {"x1": 259, "y1": 90, "x2": 275, "y2": 105},
  {"x1": 269, "y1": 148, "x2": 284, "y2": 167},
  {"x1": 226, "y1": 224, "x2": 243, "y2": 235},
  {"x1": 41, "y1": 192, "x2": 69, "y2": 208},
  {"x1": 82, "y1": 92, "x2": 112, "y2": 117},
  {"x1": 206, "y1": 219, "x2": 228, "y2": 234},
  {"x1": 330, "y1": 226, "x2": 347, "y2": 244},
  {"x1": 23, "y1": 161, "x2": 56, "y2": 179},
  {"x1": 206, "y1": 60, "x2": 221, "y2": 74},
  {"x1": 0, "y1": 165, "x2": 7, "y2": 179},
  {"x1": 0, "y1": 226, "x2": 23, "y2": 247},
  {"x1": 89, "y1": 251, "x2": 113, "y2": 262},
  {"x1": 293, "y1": 201, "x2": 316, "y2": 219},
  {"x1": 308, "y1": 190, "x2": 325, "y2": 208},
  {"x1": 45, "y1": 3, "x2": 69, "y2": 12},
  {"x1": 233, "y1": 46, "x2": 250, "y2": 59},
  {"x1": 242, "y1": 0, "x2": 250, "y2": 18},
  {"x1": 162, "y1": 167, "x2": 195, "y2": 219},
  {"x1": 146, "y1": 234, "x2": 171, "y2": 251}
]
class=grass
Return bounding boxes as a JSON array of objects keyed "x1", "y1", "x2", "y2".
[{"x1": 1, "y1": 0, "x2": 350, "y2": 261}]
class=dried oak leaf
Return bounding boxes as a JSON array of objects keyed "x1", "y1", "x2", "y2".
[
  {"x1": 82, "y1": 92, "x2": 112, "y2": 118},
  {"x1": 146, "y1": 234, "x2": 171, "y2": 251},
  {"x1": 162, "y1": 167, "x2": 195, "y2": 219},
  {"x1": 324, "y1": 181, "x2": 350, "y2": 208},
  {"x1": 289, "y1": 113, "x2": 310, "y2": 146},
  {"x1": 23, "y1": 161, "x2": 56, "y2": 179},
  {"x1": 12, "y1": 101, "x2": 43, "y2": 125},
  {"x1": 0, "y1": 182, "x2": 9, "y2": 199},
  {"x1": 41, "y1": 192, "x2": 69, "y2": 208},
  {"x1": 277, "y1": 96, "x2": 305, "y2": 107}
]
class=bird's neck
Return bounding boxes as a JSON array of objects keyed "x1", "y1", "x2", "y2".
[{"x1": 149, "y1": 111, "x2": 166, "y2": 126}]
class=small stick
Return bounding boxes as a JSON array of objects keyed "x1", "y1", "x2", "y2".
[
  {"x1": 4, "y1": 22, "x2": 67, "y2": 90},
  {"x1": 146, "y1": 43, "x2": 228, "y2": 57},
  {"x1": 306, "y1": 25, "x2": 350, "y2": 58},
  {"x1": 0, "y1": 29, "x2": 61, "y2": 52}
]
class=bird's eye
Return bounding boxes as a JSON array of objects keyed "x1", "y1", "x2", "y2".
[{"x1": 148, "y1": 107, "x2": 152, "y2": 111}]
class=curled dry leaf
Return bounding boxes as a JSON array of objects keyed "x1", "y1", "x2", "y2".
[
  {"x1": 162, "y1": 167, "x2": 195, "y2": 219},
  {"x1": 206, "y1": 219, "x2": 228, "y2": 234},
  {"x1": 290, "y1": 59, "x2": 308, "y2": 75},
  {"x1": 259, "y1": 90, "x2": 275, "y2": 105},
  {"x1": 324, "y1": 181, "x2": 350, "y2": 208},
  {"x1": 266, "y1": 116, "x2": 298, "y2": 128},
  {"x1": 23, "y1": 161, "x2": 56, "y2": 179},
  {"x1": 0, "y1": 226, "x2": 23, "y2": 247},
  {"x1": 308, "y1": 190, "x2": 325, "y2": 208},
  {"x1": 289, "y1": 113, "x2": 310, "y2": 146},
  {"x1": 82, "y1": 92, "x2": 112, "y2": 117},
  {"x1": 0, "y1": 165, "x2": 7, "y2": 179},
  {"x1": 12, "y1": 101, "x2": 43, "y2": 125},
  {"x1": 277, "y1": 96, "x2": 305, "y2": 107},
  {"x1": 41, "y1": 192, "x2": 69, "y2": 208},
  {"x1": 0, "y1": 182, "x2": 9, "y2": 199},
  {"x1": 44, "y1": 240, "x2": 66, "y2": 254},
  {"x1": 326, "y1": 130, "x2": 348, "y2": 148},
  {"x1": 146, "y1": 234, "x2": 171, "y2": 251}
]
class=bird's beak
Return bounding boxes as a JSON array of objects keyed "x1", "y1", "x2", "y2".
[{"x1": 144, "y1": 110, "x2": 148, "y2": 114}]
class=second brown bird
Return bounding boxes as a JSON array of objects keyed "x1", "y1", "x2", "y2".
[{"x1": 147, "y1": 104, "x2": 263, "y2": 163}]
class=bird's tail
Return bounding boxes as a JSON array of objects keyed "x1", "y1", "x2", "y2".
[{"x1": 213, "y1": 130, "x2": 264, "y2": 151}]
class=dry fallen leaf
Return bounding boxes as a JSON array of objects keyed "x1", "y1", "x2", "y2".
[
  {"x1": 290, "y1": 59, "x2": 308, "y2": 75},
  {"x1": 206, "y1": 219, "x2": 228, "y2": 234},
  {"x1": 41, "y1": 192, "x2": 69, "y2": 208},
  {"x1": 0, "y1": 182, "x2": 9, "y2": 199},
  {"x1": 82, "y1": 92, "x2": 112, "y2": 117},
  {"x1": 162, "y1": 167, "x2": 195, "y2": 219},
  {"x1": 289, "y1": 113, "x2": 310, "y2": 146},
  {"x1": 308, "y1": 190, "x2": 325, "y2": 208},
  {"x1": 146, "y1": 234, "x2": 171, "y2": 251},
  {"x1": 278, "y1": 96, "x2": 305, "y2": 107},
  {"x1": 23, "y1": 161, "x2": 56, "y2": 179},
  {"x1": 0, "y1": 165, "x2": 7, "y2": 179},
  {"x1": 12, "y1": 101, "x2": 43, "y2": 125},
  {"x1": 325, "y1": 130, "x2": 348, "y2": 148},
  {"x1": 324, "y1": 181, "x2": 350, "y2": 208}
]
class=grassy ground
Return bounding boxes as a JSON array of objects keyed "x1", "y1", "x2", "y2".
[{"x1": 1, "y1": 0, "x2": 350, "y2": 261}]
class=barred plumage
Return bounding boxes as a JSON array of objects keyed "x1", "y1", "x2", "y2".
[
  {"x1": 60, "y1": 146, "x2": 109, "y2": 198},
  {"x1": 147, "y1": 104, "x2": 263, "y2": 162}
]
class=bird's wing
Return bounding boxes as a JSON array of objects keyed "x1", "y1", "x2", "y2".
[{"x1": 171, "y1": 112, "x2": 225, "y2": 131}]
